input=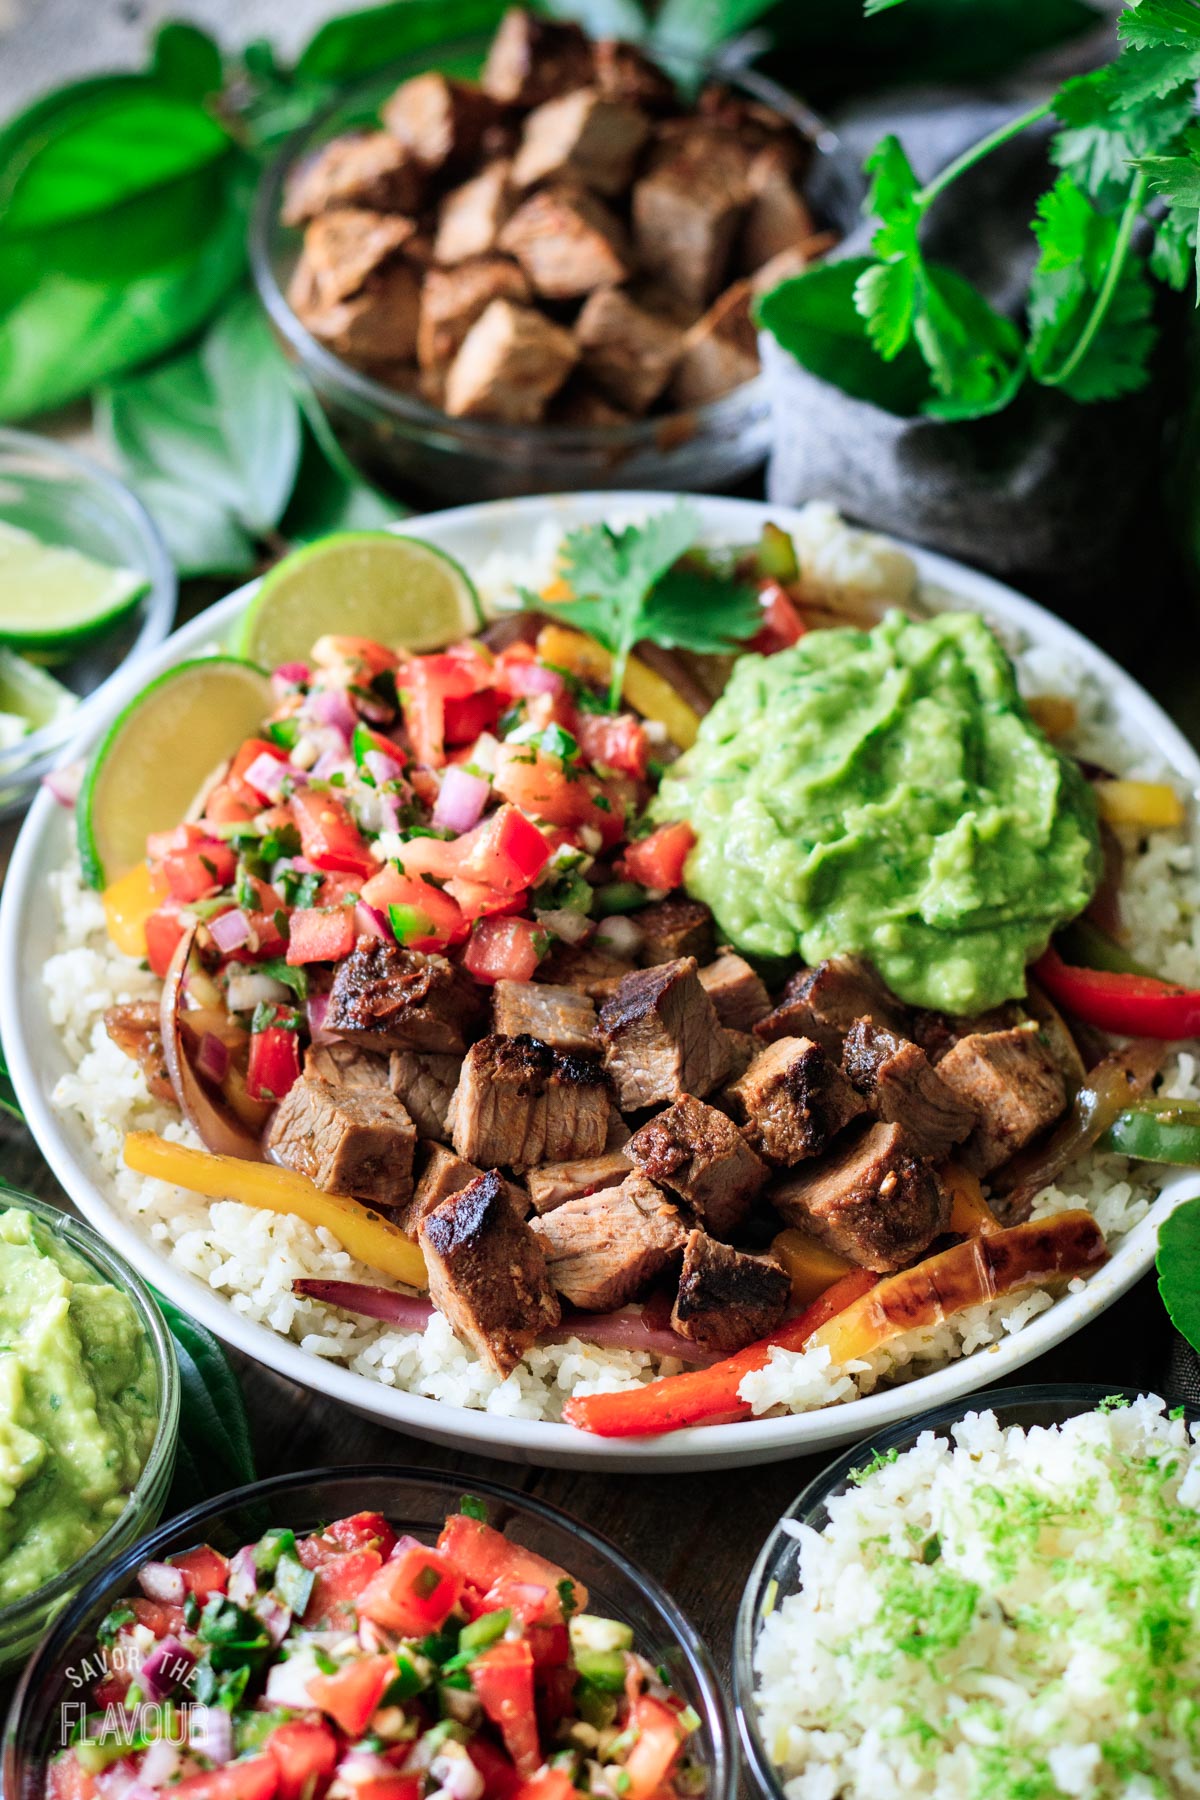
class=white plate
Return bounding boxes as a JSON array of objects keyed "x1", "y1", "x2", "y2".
[{"x1": 4, "y1": 492, "x2": 1199, "y2": 1472}]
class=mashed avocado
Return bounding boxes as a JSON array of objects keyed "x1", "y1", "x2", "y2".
[
  {"x1": 0, "y1": 1207, "x2": 157, "y2": 1608},
  {"x1": 654, "y1": 610, "x2": 1100, "y2": 1013}
]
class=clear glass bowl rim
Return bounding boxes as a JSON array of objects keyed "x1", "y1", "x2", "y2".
[
  {"x1": 0, "y1": 427, "x2": 177, "y2": 780},
  {"x1": 7, "y1": 1463, "x2": 738, "y2": 1800},
  {"x1": 248, "y1": 41, "x2": 830, "y2": 454},
  {"x1": 0, "y1": 1192, "x2": 181, "y2": 1635},
  {"x1": 732, "y1": 1380, "x2": 1200, "y2": 1800}
]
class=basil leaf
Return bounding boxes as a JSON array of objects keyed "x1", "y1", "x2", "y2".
[
  {"x1": 152, "y1": 23, "x2": 224, "y2": 102},
  {"x1": 296, "y1": 0, "x2": 507, "y2": 82},
  {"x1": 1157, "y1": 1193, "x2": 1200, "y2": 1355},
  {"x1": 156, "y1": 1293, "x2": 257, "y2": 1512},
  {"x1": 128, "y1": 476, "x2": 258, "y2": 579},
  {"x1": 755, "y1": 257, "x2": 933, "y2": 417}
]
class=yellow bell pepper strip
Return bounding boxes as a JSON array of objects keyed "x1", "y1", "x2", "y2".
[
  {"x1": 103, "y1": 862, "x2": 167, "y2": 958},
  {"x1": 1093, "y1": 778, "x2": 1186, "y2": 831},
  {"x1": 809, "y1": 1211, "x2": 1106, "y2": 1366},
  {"x1": 1025, "y1": 694, "x2": 1077, "y2": 739},
  {"x1": 770, "y1": 1228, "x2": 855, "y2": 1304},
  {"x1": 535, "y1": 622, "x2": 701, "y2": 750},
  {"x1": 940, "y1": 1162, "x2": 1001, "y2": 1236},
  {"x1": 123, "y1": 1131, "x2": 428, "y2": 1289}
]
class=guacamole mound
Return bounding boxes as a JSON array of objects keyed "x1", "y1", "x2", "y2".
[
  {"x1": 0, "y1": 1208, "x2": 158, "y2": 1608},
  {"x1": 654, "y1": 610, "x2": 1100, "y2": 1014}
]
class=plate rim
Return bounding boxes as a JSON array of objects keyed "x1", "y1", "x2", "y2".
[{"x1": 5, "y1": 489, "x2": 1200, "y2": 1469}]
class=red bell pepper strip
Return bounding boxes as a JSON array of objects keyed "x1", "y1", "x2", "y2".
[
  {"x1": 562, "y1": 1267, "x2": 876, "y2": 1438},
  {"x1": 1035, "y1": 943, "x2": 1200, "y2": 1039}
]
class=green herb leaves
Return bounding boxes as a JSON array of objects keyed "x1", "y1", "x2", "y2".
[{"x1": 1157, "y1": 1193, "x2": 1200, "y2": 1355}]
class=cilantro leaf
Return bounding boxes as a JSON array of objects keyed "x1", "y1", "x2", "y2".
[
  {"x1": 862, "y1": 134, "x2": 922, "y2": 263},
  {"x1": 915, "y1": 264, "x2": 1026, "y2": 418},
  {"x1": 1118, "y1": 0, "x2": 1200, "y2": 52},
  {"x1": 1157, "y1": 1193, "x2": 1200, "y2": 1354},
  {"x1": 1028, "y1": 174, "x2": 1156, "y2": 401},
  {"x1": 1054, "y1": 61, "x2": 1197, "y2": 205},
  {"x1": 854, "y1": 259, "x2": 917, "y2": 360},
  {"x1": 1141, "y1": 138, "x2": 1200, "y2": 293},
  {"x1": 640, "y1": 563, "x2": 761, "y2": 654}
]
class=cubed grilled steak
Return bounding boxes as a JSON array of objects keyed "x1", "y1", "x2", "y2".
[
  {"x1": 388, "y1": 1048, "x2": 462, "y2": 1141},
  {"x1": 326, "y1": 938, "x2": 484, "y2": 1053},
  {"x1": 492, "y1": 979, "x2": 597, "y2": 1053},
  {"x1": 636, "y1": 898, "x2": 715, "y2": 967},
  {"x1": 598, "y1": 957, "x2": 730, "y2": 1110},
  {"x1": 267, "y1": 1075, "x2": 417, "y2": 1207},
  {"x1": 698, "y1": 952, "x2": 772, "y2": 1033},
  {"x1": 448, "y1": 1034, "x2": 612, "y2": 1169},
  {"x1": 670, "y1": 1230, "x2": 789, "y2": 1354},
  {"x1": 399, "y1": 1142, "x2": 529, "y2": 1238},
  {"x1": 935, "y1": 1024, "x2": 1068, "y2": 1176},
  {"x1": 755, "y1": 956, "x2": 909, "y2": 1055},
  {"x1": 305, "y1": 1040, "x2": 392, "y2": 1090},
  {"x1": 530, "y1": 1169, "x2": 686, "y2": 1309},
  {"x1": 769, "y1": 1121, "x2": 949, "y2": 1272},
  {"x1": 842, "y1": 1019, "x2": 977, "y2": 1162},
  {"x1": 104, "y1": 1001, "x2": 174, "y2": 1104},
  {"x1": 627, "y1": 1093, "x2": 767, "y2": 1238},
  {"x1": 729, "y1": 1036, "x2": 868, "y2": 1166},
  {"x1": 910, "y1": 1004, "x2": 1027, "y2": 1065},
  {"x1": 419, "y1": 1170, "x2": 560, "y2": 1375},
  {"x1": 537, "y1": 938, "x2": 634, "y2": 999},
  {"x1": 527, "y1": 1148, "x2": 633, "y2": 1214}
]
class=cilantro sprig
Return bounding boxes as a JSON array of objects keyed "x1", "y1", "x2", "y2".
[
  {"x1": 761, "y1": 0, "x2": 1200, "y2": 422},
  {"x1": 520, "y1": 502, "x2": 760, "y2": 710}
]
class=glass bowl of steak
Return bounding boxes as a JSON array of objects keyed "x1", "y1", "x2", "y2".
[{"x1": 250, "y1": 13, "x2": 844, "y2": 504}]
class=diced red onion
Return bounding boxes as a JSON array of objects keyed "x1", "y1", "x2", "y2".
[
  {"x1": 536, "y1": 907, "x2": 592, "y2": 945},
  {"x1": 311, "y1": 748, "x2": 348, "y2": 782},
  {"x1": 226, "y1": 1543, "x2": 258, "y2": 1607},
  {"x1": 434, "y1": 765, "x2": 490, "y2": 834},
  {"x1": 209, "y1": 908, "x2": 252, "y2": 954},
  {"x1": 508, "y1": 662, "x2": 564, "y2": 698},
  {"x1": 292, "y1": 856, "x2": 320, "y2": 874},
  {"x1": 138, "y1": 1636, "x2": 195, "y2": 1703},
  {"x1": 187, "y1": 1706, "x2": 233, "y2": 1766},
  {"x1": 365, "y1": 749, "x2": 405, "y2": 787},
  {"x1": 95, "y1": 1766, "x2": 144, "y2": 1800},
  {"x1": 595, "y1": 915, "x2": 643, "y2": 958},
  {"x1": 390, "y1": 1534, "x2": 425, "y2": 1558},
  {"x1": 272, "y1": 662, "x2": 310, "y2": 691},
  {"x1": 431, "y1": 1747, "x2": 485, "y2": 1800},
  {"x1": 135, "y1": 1739, "x2": 181, "y2": 1790},
  {"x1": 377, "y1": 792, "x2": 402, "y2": 834},
  {"x1": 308, "y1": 687, "x2": 357, "y2": 739},
  {"x1": 195, "y1": 1032, "x2": 230, "y2": 1083},
  {"x1": 137, "y1": 1561, "x2": 186, "y2": 1604},
  {"x1": 225, "y1": 968, "x2": 291, "y2": 1012},
  {"x1": 42, "y1": 759, "x2": 85, "y2": 808},
  {"x1": 293, "y1": 1279, "x2": 433, "y2": 1330},
  {"x1": 254, "y1": 1592, "x2": 292, "y2": 1647},
  {"x1": 355, "y1": 901, "x2": 393, "y2": 942},
  {"x1": 265, "y1": 1658, "x2": 324, "y2": 1709},
  {"x1": 240, "y1": 753, "x2": 287, "y2": 801}
]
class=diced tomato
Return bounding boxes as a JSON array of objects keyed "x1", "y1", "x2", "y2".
[
  {"x1": 266, "y1": 1721, "x2": 340, "y2": 1800},
  {"x1": 357, "y1": 1544, "x2": 461, "y2": 1634},
  {"x1": 508, "y1": 1773, "x2": 575, "y2": 1800},
  {"x1": 324, "y1": 1511, "x2": 399, "y2": 1560},
  {"x1": 393, "y1": 834, "x2": 465, "y2": 882},
  {"x1": 619, "y1": 822, "x2": 695, "y2": 892},
  {"x1": 168, "y1": 1544, "x2": 229, "y2": 1597},
  {"x1": 145, "y1": 905, "x2": 186, "y2": 979},
  {"x1": 458, "y1": 805, "x2": 551, "y2": 893},
  {"x1": 340, "y1": 1775, "x2": 422, "y2": 1800},
  {"x1": 622, "y1": 1697, "x2": 686, "y2": 1800},
  {"x1": 493, "y1": 747, "x2": 596, "y2": 830},
  {"x1": 286, "y1": 906, "x2": 357, "y2": 965},
  {"x1": 527, "y1": 1623, "x2": 570, "y2": 1668},
  {"x1": 303, "y1": 1548, "x2": 384, "y2": 1627},
  {"x1": 221, "y1": 906, "x2": 289, "y2": 963},
  {"x1": 306, "y1": 1653, "x2": 394, "y2": 1738},
  {"x1": 247, "y1": 1023, "x2": 301, "y2": 1103},
  {"x1": 465, "y1": 1737, "x2": 520, "y2": 1800},
  {"x1": 535, "y1": 1663, "x2": 576, "y2": 1732},
  {"x1": 130, "y1": 1597, "x2": 187, "y2": 1638},
  {"x1": 444, "y1": 688, "x2": 500, "y2": 744},
  {"x1": 354, "y1": 725, "x2": 408, "y2": 770},
  {"x1": 445, "y1": 877, "x2": 525, "y2": 924},
  {"x1": 438, "y1": 1515, "x2": 585, "y2": 1623},
  {"x1": 231, "y1": 737, "x2": 290, "y2": 783},
  {"x1": 292, "y1": 789, "x2": 375, "y2": 878},
  {"x1": 146, "y1": 822, "x2": 209, "y2": 860},
  {"x1": 469, "y1": 1640, "x2": 541, "y2": 1780},
  {"x1": 749, "y1": 581, "x2": 807, "y2": 654},
  {"x1": 490, "y1": 643, "x2": 539, "y2": 699},
  {"x1": 160, "y1": 842, "x2": 237, "y2": 903},
  {"x1": 172, "y1": 1758, "x2": 279, "y2": 1800},
  {"x1": 315, "y1": 635, "x2": 400, "y2": 677},
  {"x1": 360, "y1": 866, "x2": 466, "y2": 950},
  {"x1": 576, "y1": 712, "x2": 649, "y2": 781},
  {"x1": 402, "y1": 652, "x2": 486, "y2": 768},
  {"x1": 46, "y1": 1754, "x2": 99, "y2": 1800},
  {"x1": 204, "y1": 781, "x2": 261, "y2": 826},
  {"x1": 462, "y1": 916, "x2": 544, "y2": 984}
]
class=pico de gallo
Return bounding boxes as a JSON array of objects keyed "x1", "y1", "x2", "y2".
[{"x1": 47, "y1": 1502, "x2": 705, "y2": 1800}]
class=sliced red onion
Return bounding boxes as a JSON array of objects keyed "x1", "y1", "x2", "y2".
[
  {"x1": 241, "y1": 753, "x2": 289, "y2": 802},
  {"x1": 137, "y1": 1561, "x2": 186, "y2": 1604},
  {"x1": 254, "y1": 1592, "x2": 293, "y2": 1646},
  {"x1": 42, "y1": 758, "x2": 85, "y2": 808},
  {"x1": 536, "y1": 907, "x2": 592, "y2": 945},
  {"x1": 225, "y1": 968, "x2": 291, "y2": 1013},
  {"x1": 354, "y1": 900, "x2": 393, "y2": 942},
  {"x1": 226, "y1": 1543, "x2": 258, "y2": 1607},
  {"x1": 293, "y1": 1279, "x2": 433, "y2": 1330},
  {"x1": 308, "y1": 687, "x2": 357, "y2": 739},
  {"x1": 434, "y1": 765, "x2": 490, "y2": 834},
  {"x1": 135, "y1": 1738, "x2": 181, "y2": 1790},
  {"x1": 365, "y1": 749, "x2": 405, "y2": 787},
  {"x1": 188, "y1": 1706, "x2": 233, "y2": 1766},
  {"x1": 138, "y1": 1636, "x2": 195, "y2": 1703},
  {"x1": 195, "y1": 1032, "x2": 230, "y2": 1084},
  {"x1": 209, "y1": 908, "x2": 252, "y2": 955},
  {"x1": 508, "y1": 662, "x2": 564, "y2": 698}
]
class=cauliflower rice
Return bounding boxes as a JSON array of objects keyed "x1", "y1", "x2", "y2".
[
  {"x1": 40, "y1": 505, "x2": 1200, "y2": 1424},
  {"x1": 751, "y1": 1394, "x2": 1200, "y2": 1799}
]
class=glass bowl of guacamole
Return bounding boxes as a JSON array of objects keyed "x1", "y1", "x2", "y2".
[{"x1": 0, "y1": 1195, "x2": 179, "y2": 1672}]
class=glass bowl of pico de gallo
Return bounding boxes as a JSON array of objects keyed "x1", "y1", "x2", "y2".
[{"x1": 3, "y1": 1467, "x2": 736, "y2": 1800}]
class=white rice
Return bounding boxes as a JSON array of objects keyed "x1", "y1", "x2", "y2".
[
  {"x1": 41, "y1": 506, "x2": 1200, "y2": 1423},
  {"x1": 751, "y1": 1394, "x2": 1200, "y2": 1799}
]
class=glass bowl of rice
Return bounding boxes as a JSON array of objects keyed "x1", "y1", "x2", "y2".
[{"x1": 734, "y1": 1383, "x2": 1200, "y2": 1800}]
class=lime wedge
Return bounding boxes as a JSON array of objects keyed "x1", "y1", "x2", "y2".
[
  {"x1": 78, "y1": 656, "x2": 274, "y2": 889},
  {"x1": 0, "y1": 649, "x2": 77, "y2": 745},
  {"x1": 235, "y1": 532, "x2": 484, "y2": 670},
  {"x1": 0, "y1": 520, "x2": 149, "y2": 658}
]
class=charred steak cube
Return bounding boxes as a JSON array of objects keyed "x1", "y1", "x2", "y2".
[
  {"x1": 417, "y1": 256, "x2": 530, "y2": 372},
  {"x1": 592, "y1": 37, "x2": 677, "y2": 111},
  {"x1": 419, "y1": 1170, "x2": 560, "y2": 1375},
  {"x1": 729, "y1": 1036, "x2": 869, "y2": 1167},
  {"x1": 769, "y1": 1121, "x2": 949, "y2": 1273},
  {"x1": 326, "y1": 939, "x2": 484, "y2": 1054},
  {"x1": 498, "y1": 186, "x2": 632, "y2": 300},
  {"x1": 282, "y1": 131, "x2": 426, "y2": 226},
  {"x1": 670, "y1": 1230, "x2": 789, "y2": 1355},
  {"x1": 492, "y1": 980, "x2": 597, "y2": 1055},
  {"x1": 434, "y1": 160, "x2": 516, "y2": 265},
  {"x1": 399, "y1": 1142, "x2": 528, "y2": 1239},
  {"x1": 756, "y1": 955, "x2": 910, "y2": 1055},
  {"x1": 527, "y1": 1148, "x2": 633, "y2": 1214},
  {"x1": 289, "y1": 257, "x2": 421, "y2": 363},
  {"x1": 739, "y1": 141, "x2": 816, "y2": 273},
  {"x1": 530, "y1": 1170, "x2": 686, "y2": 1309},
  {"x1": 635, "y1": 898, "x2": 715, "y2": 968},
  {"x1": 842, "y1": 1019, "x2": 977, "y2": 1163},
  {"x1": 382, "y1": 73, "x2": 502, "y2": 175},
  {"x1": 670, "y1": 278, "x2": 758, "y2": 407},
  {"x1": 387, "y1": 1048, "x2": 461, "y2": 1142},
  {"x1": 267, "y1": 1075, "x2": 416, "y2": 1208},
  {"x1": 448, "y1": 1034, "x2": 612, "y2": 1170},
  {"x1": 598, "y1": 957, "x2": 731, "y2": 1110},
  {"x1": 537, "y1": 937, "x2": 633, "y2": 999},
  {"x1": 698, "y1": 952, "x2": 772, "y2": 1033},
  {"x1": 935, "y1": 1024, "x2": 1068, "y2": 1176},
  {"x1": 512, "y1": 87, "x2": 650, "y2": 196},
  {"x1": 298, "y1": 208, "x2": 416, "y2": 307},
  {"x1": 574, "y1": 285, "x2": 683, "y2": 416},
  {"x1": 444, "y1": 298, "x2": 578, "y2": 423},
  {"x1": 305, "y1": 1041, "x2": 392, "y2": 1090},
  {"x1": 482, "y1": 9, "x2": 593, "y2": 107},
  {"x1": 721, "y1": 1028, "x2": 758, "y2": 1086},
  {"x1": 627, "y1": 1094, "x2": 767, "y2": 1239},
  {"x1": 631, "y1": 126, "x2": 753, "y2": 310}
]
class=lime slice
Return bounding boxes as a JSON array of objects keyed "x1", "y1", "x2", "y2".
[
  {"x1": 0, "y1": 520, "x2": 149, "y2": 658},
  {"x1": 235, "y1": 532, "x2": 484, "y2": 670},
  {"x1": 0, "y1": 649, "x2": 77, "y2": 744},
  {"x1": 78, "y1": 656, "x2": 273, "y2": 889}
]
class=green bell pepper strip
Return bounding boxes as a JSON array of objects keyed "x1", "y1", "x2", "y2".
[{"x1": 1102, "y1": 1103, "x2": 1200, "y2": 1164}]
